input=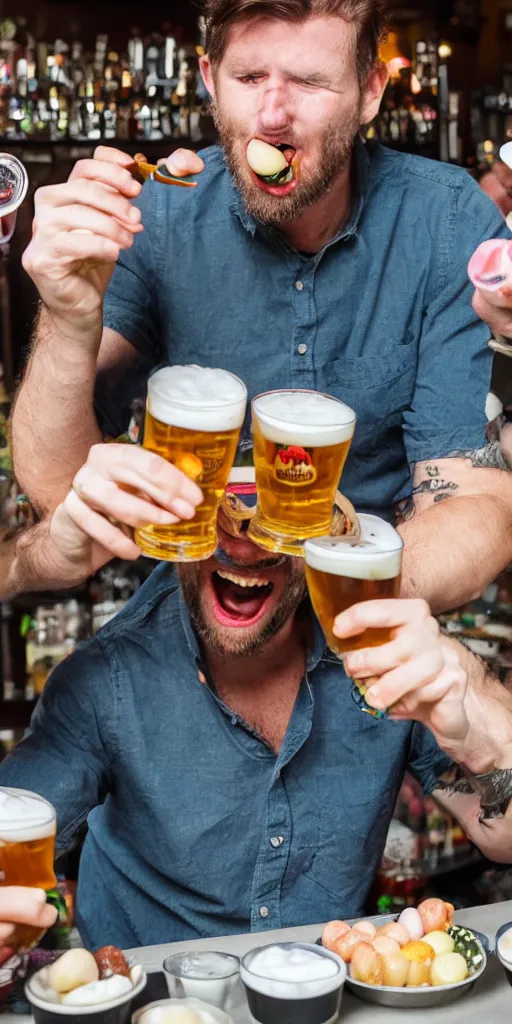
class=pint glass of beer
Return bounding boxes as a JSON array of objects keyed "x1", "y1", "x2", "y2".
[
  {"x1": 135, "y1": 365, "x2": 247, "y2": 561},
  {"x1": 248, "y1": 390, "x2": 356, "y2": 555},
  {"x1": 0, "y1": 787, "x2": 57, "y2": 952},
  {"x1": 304, "y1": 514, "x2": 403, "y2": 656}
]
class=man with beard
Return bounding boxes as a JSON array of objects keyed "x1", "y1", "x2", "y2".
[
  {"x1": 1, "y1": 470, "x2": 512, "y2": 948},
  {"x1": 12, "y1": 0, "x2": 512, "y2": 614}
]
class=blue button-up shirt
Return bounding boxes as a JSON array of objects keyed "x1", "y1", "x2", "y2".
[
  {"x1": 100, "y1": 141, "x2": 508, "y2": 520},
  {"x1": 0, "y1": 568, "x2": 450, "y2": 949}
]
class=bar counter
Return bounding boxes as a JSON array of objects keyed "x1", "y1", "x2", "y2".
[{"x1": 4, "y1": 900, "x2": 512, "y2": 1022}]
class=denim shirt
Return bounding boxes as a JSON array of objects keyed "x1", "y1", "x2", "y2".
[
  {"x1": 100, "y1": 141, "x2": 508, "y2": 520},
  {"x1": 0, "y1": 567, "x2": 450, "y2": 950}
]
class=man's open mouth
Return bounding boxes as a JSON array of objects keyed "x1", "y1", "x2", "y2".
[
  {"x1": 246, "y1": 139, "x2": 298, "y2": 194},
  {"x1": 211, "y1": 568, "x2": 274, "y2": 626}
]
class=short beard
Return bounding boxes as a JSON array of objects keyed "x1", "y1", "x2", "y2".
[
  {"x1": 179, "y1": 565, "x2": 307, "y2": 659},
  {"x1": 213, "y1": 99, "x2": 361, "y2": 226}
]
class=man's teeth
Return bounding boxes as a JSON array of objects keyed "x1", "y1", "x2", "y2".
[{"x1": 216, "y1": 569, "x2": 270, "y2": 588}]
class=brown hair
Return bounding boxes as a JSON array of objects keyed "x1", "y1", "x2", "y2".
[{"x1": 204, "y1": 0, "x2": 389, "y2": 81}]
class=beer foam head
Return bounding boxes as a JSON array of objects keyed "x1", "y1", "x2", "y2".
[
  {"x1": 304, "y1": 514, "x2": 403, "y2": 580},
  {"x1": 253, "y1": 390, "x2": 355, "y2": 447},
  {"x1": 147, "y1": 366, "x2": 247, "y2": 433},
  {"x1": 241, "y1": 944, "x2": 343, "y2": 1001},
  {"x1": 0, "y1": 787, "x2": 56, "y2": 842}
]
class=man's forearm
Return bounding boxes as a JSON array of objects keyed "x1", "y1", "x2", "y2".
[
  {"x1": 0, "y1": 521, "x2": 86, "y2": 599},
  {"x1": 398, "y1": 493, "x2": 511, "y2": 614},
  {"x1": 11, "y1": 305, "x2": 102, "y2": 515},
  {"x1": 432, "y1": 641, "x2": 512, "y2": 862}
]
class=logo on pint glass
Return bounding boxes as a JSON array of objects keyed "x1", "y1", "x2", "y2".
[{"x1": 274, "y1": 445, "x2": 317, "y2": 485}]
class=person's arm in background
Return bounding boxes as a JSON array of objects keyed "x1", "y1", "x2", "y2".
[
  {"x1": 398, "y1": 450, "x2": 512, "y2": 613},
  {"x1": 0, "y1": 444, "x2": 202, "y2": 598},
  {"x1": 0, "y1": 641, "x2": 115, "y2": 855},
  {"x1": 12, "y1": 146, "x2": 203, "y2": 515},
  {"x1": 334, "y1": 599, "x2": 512, "y2": 863},
  {"x1": 395, "y1": 177, "x2": 512, "y2": 614}
]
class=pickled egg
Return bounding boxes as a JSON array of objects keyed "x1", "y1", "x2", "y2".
[
  {"x1": 398, "y1": 907, "x2": 424, "y2": 941},
  {"x1": 246, "y1": 140, "x2": 288, "y2": 177},
  {"x1": 423, "y1": 930, "x2": 455, "y2": 956},
  {"x1": 379, "y1": 922, "x2": 410, "y2": 947},
  {"x1": 48, "y1": 949, "x2": 99, "y2": 994},
  {"x1": 406, "y1": 960, "x2": 430, "y2": 987},
  {"x1": 380, "y1": 953, "x2": 409, "y2": 988},
  {"x1": 401, "y1": 941, "x2": 435, "y2": 964},
  {"x1": 335, "y1": 928, "x2": 365, "y2": 962},
  {"x1": 350, "y1": 942, "x2": 383, "y2": 986},
  {"x1": 418, "y1": 898, "x2": 449, "y2": 934},
  {"x1": 321, "y1": 920, "x2": 351, "y2": 951},
  {"x1": 430, "y1": 952, "x2": 468, "y2": 987},
  {"x1": 353, "y1": 921, "x2": 377, "y2": 940},
  {"x1": 371, "y1": 935, "x2": 401, "y2": 956}
]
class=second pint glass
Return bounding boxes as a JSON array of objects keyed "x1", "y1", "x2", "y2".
[
  {"x1": 248, "y1": 390, "x2": 356, "y2": 555},
  {"x1": 304, "y1": 514, "x2": 403, "y2": 656},
  {"x1": 0, "y1": 787, "x2": 56, "y2": 952},
  {"x1": 135, "y1": 365, "x2": 247, "y2": 561}
]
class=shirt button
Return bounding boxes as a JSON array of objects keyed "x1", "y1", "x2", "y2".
[
  {"x1": 297, "y1": 343, "x2": 307, "y2": 355},
  {"x1": 259, "y1": 906, "x2": 270, "y2": 918},
  {"x1": 270, "y1": 836, "x2": 284, "y2": 848},
  {"x1": 295, "y1": 280, "x2": 304, "y2": 291}
]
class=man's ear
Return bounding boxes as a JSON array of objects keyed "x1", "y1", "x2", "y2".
[
  {"x1": 360, "y1": 61, "x2": 389, "y2": 126},
  {"x1": 200, "y1": 55, "x2": 216, "y2": 99}
]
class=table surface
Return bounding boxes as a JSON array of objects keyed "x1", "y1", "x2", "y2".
[{"x1": 5, "y1": 900, "x2": 512, "y2": 1023}]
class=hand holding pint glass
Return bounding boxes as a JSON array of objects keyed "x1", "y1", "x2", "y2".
[
  {"x1": 304, "y1": 514, "x2": 403, "y2": 656},
  {"x1": 248, "y1": 390, "x2": 356, "y2": 555},
  {"x1": 0, "y1": 788, "x2": 57, "y2": 953},
  {"x1": 135, "y1": 365, "x2": 247, "y2": 561}
]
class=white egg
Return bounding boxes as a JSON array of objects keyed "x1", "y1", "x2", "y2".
[
  {"x1": 246, "y1": 139, "x2": 287, "y2": 177},
  {"x1": 47, "y1": 949, "x2": 99, "y2": 993},
  {"x1": 139, "y1": 1009, "x2": 202, "y2": 1024},
  {"x1": 498, "y1": 927, "x2": 512, "y2": 965},
  {"x1": 398, "y1": 907, "x2": 424, "y2": 941},
  {"x1": 61, "y1": 975, "x2": 132, "y2": 1006}
]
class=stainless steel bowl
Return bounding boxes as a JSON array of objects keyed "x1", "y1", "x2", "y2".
[{"x1": 321, "y1": 924, "x2": 488, "y2": 1008}]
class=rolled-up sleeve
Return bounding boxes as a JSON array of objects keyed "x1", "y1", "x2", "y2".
[
  {"x1": 403, "y1": 182, "x2": 511, "y2": 464},
  {"x1": 407, "y1": 723, "x2": 453, "y2": 797},
  {"x1": 0, "y1": 642, "x2": 114, "y2": 852},
  {"x1": 103, "y1": 181, "x2": 163, "y2": 366}
]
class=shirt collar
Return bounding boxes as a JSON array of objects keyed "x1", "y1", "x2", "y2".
[
  {"x1": 178, "y1": 584, "x2": 327, "y2": 674},
  {"x1": 228, "y1": 134, "x2": 369, "y2": 246}
]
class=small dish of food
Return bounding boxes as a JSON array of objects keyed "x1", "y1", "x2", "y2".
[
  {"x1": 25, "y1": 945, "x2": 147, "y2": 1023},
  {"x1": 132, "y1": 997, "x2": 235, "y2": 1023},
  {"x1": 496, "y1": 921, "x2": 512, "y2": 986},
  {"x1": 321, "y1": 899, "x2": 487, "y2": 1008}
]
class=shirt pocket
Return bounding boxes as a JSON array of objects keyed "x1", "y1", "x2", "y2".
[
  {"x1": 323, "y1": 341, "x2": 417, "y2": 442},
  {"x1": 302, "y1": 785, "x2": 394, "y2": 903}
]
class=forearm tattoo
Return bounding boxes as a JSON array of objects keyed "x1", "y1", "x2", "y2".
[
  {"x1": 446, "y1": 441, "x2": 510, "y2": 472},
  {"x1": 394, "y1": 441, "x2": 512, "y2": 525},
  {"x1": 435, "y1": 763, "x2": 512, "y2": 822}
]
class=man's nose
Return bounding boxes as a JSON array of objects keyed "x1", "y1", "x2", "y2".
[{"x1": 258, "y1": 85, "x2": 291, "y2": 135}]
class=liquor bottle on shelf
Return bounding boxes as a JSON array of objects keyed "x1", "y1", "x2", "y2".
[{"x1": 0, "y1": 17, "x2": 211, "y2": 143}]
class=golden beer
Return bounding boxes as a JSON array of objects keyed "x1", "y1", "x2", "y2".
[
  {"x1": 248, "y1": 390, "x2": 356, "y2": 555},
  {"x1": 135, "y1": 366, "x2": 247, "y2": 561},
  {"x1": 0, "y1": 787, "x2": 56, "y2": 952},
  {"x1": 304, "y1": 515, "x2": 403, "y2": 656}
]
